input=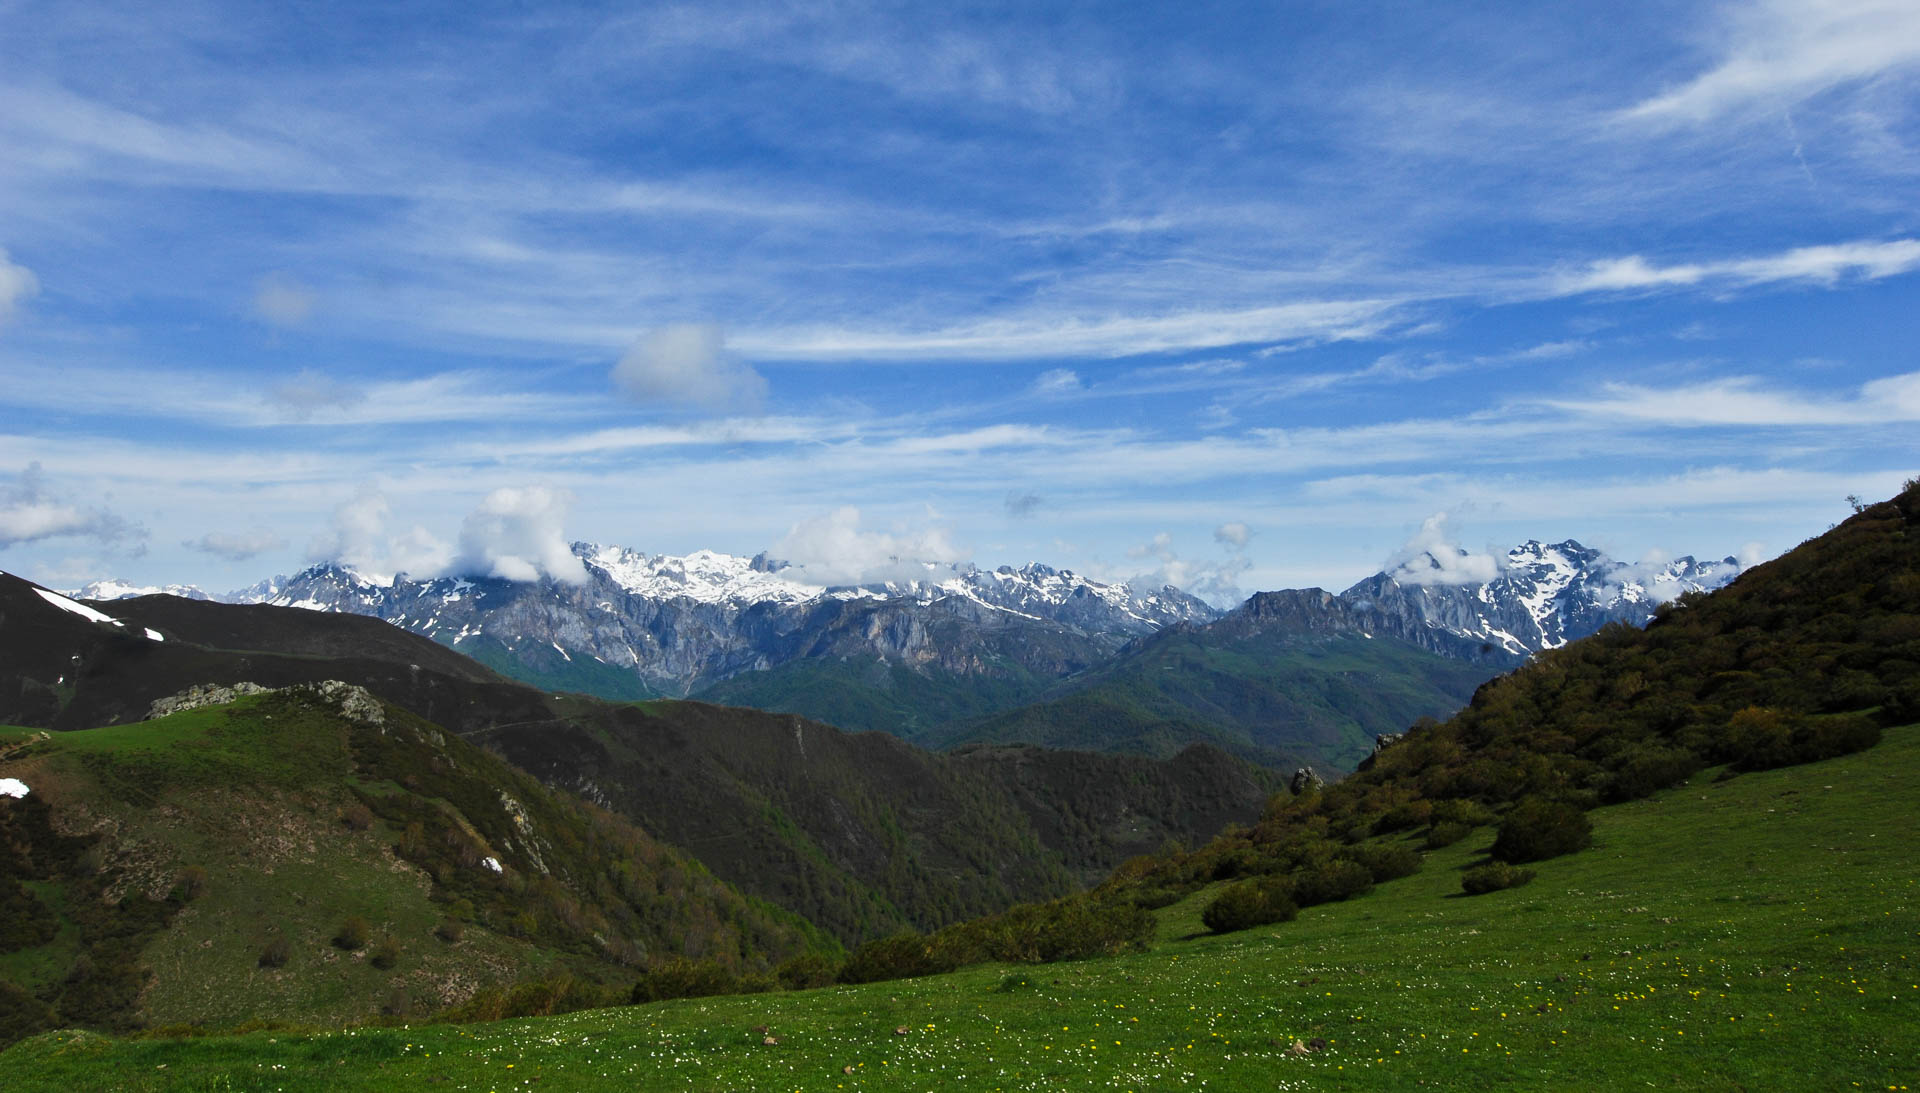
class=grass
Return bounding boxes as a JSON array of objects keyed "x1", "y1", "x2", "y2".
[
  {"x1": 0, "y1": 699, "x2": 617, "y2": 1032},
  {"x1": 6, "y1": 723, "x2": 1915, "y2": 1090}
]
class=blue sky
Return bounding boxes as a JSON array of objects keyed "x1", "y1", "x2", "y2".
[{"x1": 1, "y1": 0, "x2": 1916, "y2": 601}]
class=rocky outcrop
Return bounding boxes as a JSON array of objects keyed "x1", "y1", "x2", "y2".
[
  {"x1": 146, "y1": 682, "x2": 273, "y2": 719},
  {"x1": 145, "y1": 680, "x2": 384, "y2": 726}
]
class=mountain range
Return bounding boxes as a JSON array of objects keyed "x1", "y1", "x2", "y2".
[{"x1": 64, "y1": 536, "x2": 1742, "y2": 767}]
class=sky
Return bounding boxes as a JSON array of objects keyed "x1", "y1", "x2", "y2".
[{"x1": 1, "y1": 0, "x2": 1917, "y2": 603}]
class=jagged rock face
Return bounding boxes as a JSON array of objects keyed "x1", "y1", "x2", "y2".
[
  {"x1": 1338, "y1": 540, "x2": 1741, "y2": 656},
  {"x1": 1207, "y1": 588, "x2": 1516, "y2": 664},
  {"x1": 236, "y1": 543, "x2": 1219, "y2": 696}
]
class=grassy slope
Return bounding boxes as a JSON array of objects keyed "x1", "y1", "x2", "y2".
[
  {"x1": 8, "y1": 722, "x2": 1912, "y2": 1090},
  {"x1": 0, "y1": 690, "x2": 825, "y2": 1036},
  {"x1": 945, "y1": 632, "x2": 1498, "y2": 772}
]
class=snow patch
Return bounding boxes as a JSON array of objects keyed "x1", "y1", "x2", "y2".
[
  {"x1": 482, "y1": 856, "x2": 502, "y2": 874},
  {"x1": 0, "y1": 778, "x2": 28, "y2": 798},
  {"x1": 144, "y1": 628, "x2": 164, "y2": 642},
  {"x1": 33, "y1": 586, "x2": 123, "y2": 627}
]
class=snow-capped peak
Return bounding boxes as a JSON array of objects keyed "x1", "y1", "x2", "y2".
[
  {"x1": 578, "y1": 543, "x2": 829, "y2": 606},
  {"x1": 1345, "y1": 538, "x2": 1743, "y2": 657},
  {"x1": 64, "y1": 579, "x2": 211, "y2": 602}
]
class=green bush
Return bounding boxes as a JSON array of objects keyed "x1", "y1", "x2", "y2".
[
  {"x1": 1461, "y1": 862, "x2": 1535, "y2": 895},
  {"x1": 333, "y1": 916, "x2": 370, "y2": 951},
  {"x1": 369, "y1": 935, "x2": 401, "y2": 970},
  {"x1": 630, "y1": 958, "x2": 753, "y2": 1003},
  {"x1": 1341, "y1": 843, "x2": 1422, "y2": 883},
  {"x1": 1289, "y1": 858, "x2": 1375, "y2": 907},
  {"x1": 837, "y1": 932, "x2": 959, "y2": 985},
  {"x1": 1005, "y1": 897, "x2": 1154, "y2": 963},
  {"x1": 257, "y1": 936, "x2": 290, "y2": 968},
  {"x1": 1424, "y1": 821, "x2": 1471, "y2": 849},
  {"x1": 1603, "y1": 744, "x2": 1702, "y2": 802},
  {"x1": 1123, "y1": 885, "x2": 1186, "y2": 910},
  {"x1": 0, "y1": 881, "x2": 58, "y2": 954},
  {"x1": 1200, "y1": 877, "x2": 1298, "y2": 934},
  {"x1": 174, "y1": 866, "x2": 208, "y2": 901},
  {"x1": 774, "y1": 953, "x2": 840, "y2": 991},
  {"x1": 1491, "y1": 797, "x2": 1593, "y2": 864},
  {"x1": 0, "y1": 981, "x2": 54, "y2": 1050},
  {"x1": 1727, "y1": 709, "x2": 1881, "y2": 772},
  {"x1": 1370, "y1": 800, "x2": 1432, "y2": 835},
  {"x1": 1429, "y1": 798, "x2": 1496, "y2": 827},
  {"x1": 452, "y1": 976, "x2": 624, "y2": 1022}
]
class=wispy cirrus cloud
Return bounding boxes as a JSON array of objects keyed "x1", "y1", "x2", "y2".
[
  {"x1": 1623, "y1": 0, "x2": 1920, "y2": 125},
  {"x1": 1547, "y1": 370, "x2": 1920, "y2": 426},
  {"x1": 1556, "y1": 238, "x2": 1920, "y2": 295}
]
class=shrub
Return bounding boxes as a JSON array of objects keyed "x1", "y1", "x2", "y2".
[
  {"x1": 0, "y1": 981, "x2": 54, "y2": 1051},
  {"x1": 433, "y1": 918, "x2": 464, "y2": 944},
  {"x1": 1491, "y1": 797, "x2": 1593, "y2": 864},
  {"x1": 382, "y1": 985, "x2": 412, "y2": 1017},
  {"x1": 1201, "y1": 877, "x2": 1298, "y2": 934},
  {"x1": 452, "y1": 976, "x2": 624, "y2": 1022},
  {"x1": 1728, "y1": 709, "x2": 1881, "y2": 772},
  {"x1": 1429, "y1": 798, "x2": 1496, "y2": 827},
  {"x1": 1341, "y1": 843, "x2": 1422, "y2": 883},
  {"x1": 1124, "y1": 885, "x2": 1186, "y2": 910},
  {"x1": 257, "y1": 936, "x2": 291, "y2": 968},
  {"x1": 1009, "y1": 897, "x2": 1154, "y2": 963},
  {"x1": 631, "y1": 958, "x2": 747, "y2": 1003},
  {"x1": 340, "y1": 803, "x2": 375, "y2": 832},
  {"x1": 1461, "y1": 862, "x2": 1535, "y2": 895},
  {"x1": 774, "y1": 953, "x2": 841, "y2": 991},
  {"x1": 838, "y1": 932, "x2": 959, "y2": 985},
  {"x1": 1424, "y1": 821, "x2": 1471, "y2": 849},
  {"x1": 1603, "y1": 744, "x2": 1702, "y2": 802},
  {"x1": 0, "y1": 881, "x2": 58, "y2": 954},
  {"x1": 1289, "y1": 858, "x2": 1375, "y2": 907},
  {"x1": 369, "y1": 935, "x2": 401, "y2": 970},
  {"x1": 333, "y1": 916, "x2": 371, "y2": 951},
  {"x1": 1370, "y1": 800, "x2": 1432, "y2": 835},
  {"x1": 174, "y1": 866, "x2": 208, "y2": 901}
]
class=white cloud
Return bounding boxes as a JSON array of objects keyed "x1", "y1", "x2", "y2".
[
  {"x1": 737, "y1": 299, "x2": 1400, "y2": 361},
  {"x1": 184, "y1": 528, "x2": 286, "y2": 561},
  {"x1": 1126, "y1": 530, "x2": 1252, "y2": 605},
  {"x1": 0, "y1": 463, "x2": 142, "y2": 550},
  {"x1": 309, "y1": 486, "x2": 454, "y2": 581},
  {"x1": 455, "y1": 485, "x2": 588, "y2": 584},
  {"x1": 1031, "y1": 368, "x2": 1083, "y2": 395},
  {"x1": 1384, "y1": 512, "x2": 1506, "y2": 587},
  {"x1": 774, "y1": 506, "x2": 966, "y2": 586},
  {"x1": 1624, "y1": 0, "x2": 1920, "y2": 125},
  {"x1": 253, "y1": 273, "x2": 315, "y2": 326},
  {"x1": 0, "y1": 248, "x2": 39, "y2": 325},
  {"x1": 1557, "y1": 239, "x2": 1920, "y2": 295},
  {"x1": 613, "y1": 324, "x2": 768, "y2": 412},
  {"x1": 1550, "y1": 370, "x2": 1920, "y2": 426},
  {"x1": 1213, "y1": 521, "x2": 1251, "y2": 549}
]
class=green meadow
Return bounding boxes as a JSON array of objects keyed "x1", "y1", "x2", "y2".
[{"x1": 6, "y1": 722, "x2": 1913, "y2": 1091}]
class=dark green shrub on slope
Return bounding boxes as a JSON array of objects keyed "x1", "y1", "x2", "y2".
[
  {"x1": 1491, "y1": 798, "x2": 1592, "y2": 864},
  {"x1": 1201, "y1": 877, "x2": 1298, "y2": 934},
  {"x1": 1461, "y1": 862, "x2": 1535, "y2": 895}
]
